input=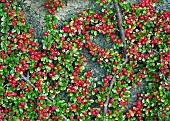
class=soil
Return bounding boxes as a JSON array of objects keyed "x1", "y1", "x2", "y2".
[{"x1": 7, "y1": 0, "x2": 170, "y2": 116}]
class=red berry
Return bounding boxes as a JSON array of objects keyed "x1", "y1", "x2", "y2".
[
  {"x1": 71, "y1": 104, "x2": 76, "y2": 109},
  {"x1": 96, "y1": 58, "x2": 100, "y2": 63},
  {"x1": 48, "y1": 73, "x2": 53, "y2": 77},
  {"x1": 138, "y1": 116, "x2": 142, "y2": 120},
  {"x1": 70, "y1": 116, "x2": 74, "y2": 120},
  {"x1": 167, "y1": 40, "x2": 170, "y2": 45},
  {"x1": 152, "y1": 0, "x2": 157, "y2": 2},
  {"x1": 6, "y1": 1, "x2": 10, "y2": 6},
  {"x1": 126, "y1": 112, "x2": 131, "y2": 118},
  {"x1": 21, "y1": 18, "x2": 26, "y2": 23},
  {"x1": 25, "y1": 88, "x2": 29, "y2": 92},
  {"x1": 52, "y1": 25, "x2": 57, "y2": 29},
  {"x1": 1, "y1": 0, "x2": 5, "y2": 3},
  {"x1": 43, "y1": 112, "x2": 47, "y2": 117},
  {"x1": 52, "y1": 106, "x2": 56, "y2": 110},
  {"x1": 109, "y1": 98, "x2": 114, "y2": 103},
  {"x1": 45, "y1": 2, "x2": 50, "y2": 8},
  {"x1": 21, "y1": 102, "x2": 25, "y2": 106},
  {"x1": 28, "y1": 28, "x2": 34, "y2": 33},
  {"x1": 93, "y1": 88, "x2": 98, "y2": 93},
  {"x1": 77, "y1": 115, "x2": 80, "y2": 120},
  {"x1": 122, "y1": 87, "x2": 126, "y2": 92},
  {"x1": 157, "y1": 97, "x2": 161, "y2": 102},
  {"x1": 41, "y1": 52, "x2": 46, "y2": 57},
  {"x1": 4, "y1": 6, "x2": 8, "y2": 11},
  {"x1": 52, "y1": 71, "x2": 56, "y2": 76},
  {"x1": 162, "y1": 113, "x2": 166, "y2": 118},
  {"x1": 55, "y1": 82, "x2": 58, "y2": 86},
  {"x1": 19, "y1": 94, "x2": 24, "y2": 98},
  {"x1": 18, "y1": 105, "x2": 22, "y2": 109},
  {"x1": 55, "y1": 116, "x2": 59, "y2": 120},
  {"x1": 43, "y1": 31, "x2": 49, "y2": 36},
  {"x1": 8, "y1": 12, "x2": 12, "y2": 16},
  {"x1": 108, "y1": 110, "x2": 112, "y2": 114}
]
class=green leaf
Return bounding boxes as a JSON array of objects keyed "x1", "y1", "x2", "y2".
[
  {"x1": 107, "y1": 0, "x2": 111, "y2": 2},
  {"x1": 57, "y1": 6, "x2": 61, "y2": 11},
  {"x1": 35, "y1": 87, "x2": 38, "y2": 91},
  {"x1": 79, "y1": 66, "x2": 85, "y2": 72},
  {"x1": 58, "y1": 57, "x2": 61, "y2": 61},
  {"x1": 96, "y1": 0, "x2": 100, "y2": 4},
  {"x1": 17, "y1": 21, "x2": 22, "y2": 26},
  {"x1": 1, "y1": 35, "x2": 7, "y2": 40},
  {"x1": 1, "y1": 16, "x2": 7, "y2": 22},
  {"x1": 1, "y1": 42, "x2": 7, "y2": 52},
  {"x1": 60, "y1": 86, "x2": 66, "y2": 91},
  {"x1": 1, "y1": 28, "x2": 6, "y2": 33},
  {"x1": 52, "y1": 74, "x2": 59, "y2": 80},
  {"x1": 10, "y1": 70, "x2": 14, "y2": 74},
  {"x1": 1, "y1": 21, "x2": 6, "y2": 26},
  {"x1": 0, "y1": 87, "x2": 5, "y2": 95},
  {"x1": 94, "y1": 31, "x2": 97, "y2": 36}
]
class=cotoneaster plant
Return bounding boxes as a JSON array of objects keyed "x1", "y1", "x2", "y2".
[
  {"x1": 45, "y1": 0, "x2": 63, "y2": 15},
  {"x1": 0, "y1": 0, "x2": 170, "y2": 121}
]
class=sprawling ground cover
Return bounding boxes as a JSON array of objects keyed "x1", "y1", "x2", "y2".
[{"x1": 0, "y1": 0, "x2": 170, "y2": 120}]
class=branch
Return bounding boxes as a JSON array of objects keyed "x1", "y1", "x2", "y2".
[
  {"x1": 115, "y1": 2, "x2": 126, "y2": 51},
  {"x1": 114, "y1": 1, "x2": 128, "y2": 66},
  {"x1": 103, "y1": 74, "x2": 116, "y2": 121},
  {"x1": 27, "y1": 71, "x2": 29, "y2": 79},
  {"x1": 103, "y1": 1, "x2": 128, "y2": 121},
  {"x1": 21, "y1": 74, "x2": 36, "y2": 89},
  {"x1": 20, "y1": 74, "x2": 68, "y2": 121}
]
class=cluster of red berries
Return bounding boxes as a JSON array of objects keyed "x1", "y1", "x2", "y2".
[{"x1": 45, "y1": 0, "x2": 64, "y2": 14}]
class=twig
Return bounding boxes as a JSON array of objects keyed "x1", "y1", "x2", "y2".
[
  {"x1": 151, "y1": 49, "x2": 159, "y2": 55},
  {"x1": 21, "y1": 74, "x2": 36, "y2": 88},
  {"x1": 114, "y1": 1, "x2": 128, "y2": 66},
  {"x1": 122, "y1": 54, "x2": 128, "y2": 66},
  {"x1": 27, "y1": 71, "x2": 29, "y2": 79},
  {"x1": 115, "y1": 2, "x2": 126, "y2": 52},
  {"x1": 103, "y1": 1, "x2": 128, "y2": 121},
  {"x1": 103, "y1": 74, "x2": 116, "y2": 121},
  {"x1": 21, "y1": 74, "x2": 68, "y2": 121}
]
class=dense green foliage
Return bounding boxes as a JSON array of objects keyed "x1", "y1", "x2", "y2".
[{"x1": 0, "y1": 0, "x2": 169, "y2": 120}]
